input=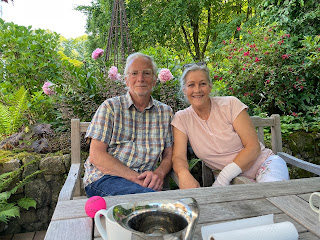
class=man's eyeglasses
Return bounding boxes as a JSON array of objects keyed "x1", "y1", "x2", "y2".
[
  {"x1": 182, "y1": 62, "x2": 207, "y2": 70},
  {"x1": 127, "y1": 69, "x2": 154, "y2": 79}
]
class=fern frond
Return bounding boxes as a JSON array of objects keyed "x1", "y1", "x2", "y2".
[
  {"x1": 17, "y1": 197, "x2": 36, "y2": 210},
  {"x1": 9, "y1": 170, "x2": 43, "y2": 195},
  {"x1": 0, "y1": 104, "x2": 10, "y2": 135},
  {"x1": 0, "y1": 203, "x2": 20, "y2": 223},
  {"x1": 0, "y1": 170, "x2": 20, "y2": 192},
  {"x1": 9, "y1": 86, "x2": 28, "y2": 133},
  {"x1": 0, "y1": 191, "x2": 12, "y2": 202}
]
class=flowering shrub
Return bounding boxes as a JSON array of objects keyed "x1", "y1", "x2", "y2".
[
  {"x1": 91, "y1": 48, "x2": 104, "y2": 60},
  {"x1": 107, "y1": 66, "x2": 121, "y2": 81},
  {"x1": 212, "y1": 24, "x2": 320, "y2": 117},
  {"x1": 158, "y1": 68, "x2": 174, "y2": 83},
  {"x1": 42, "y1": 81, "x2": 55, "y2": 95}
]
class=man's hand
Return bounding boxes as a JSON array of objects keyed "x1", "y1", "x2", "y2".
[{"x1": 137, "y1": 171, "x2": 163, "y2": 191}]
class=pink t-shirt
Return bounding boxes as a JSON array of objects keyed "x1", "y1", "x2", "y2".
[{"x1": 171, "y1": 96, "x2": 273, "y2": 180}]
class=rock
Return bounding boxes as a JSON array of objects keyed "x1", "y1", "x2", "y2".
[
  {"x1": 37, "y1": 206, "x2": 50, "y2": 224},
  {"x1": 0, "y1": 132, "x2": 24, "y2": 150},
  {"x1": 24, "y1": 178, "x2": 51, "y2": 208},
  {"x1": 62, "y1": 154, "x2": 71, "y2": 170},
  {"x1": 32, "y1": 124, "x2": 54, "y2": 137},
  {"x1": 0, "y1": 159, "x2": 20, "y2": 174},
  {"x1": 2, "y1": 219, "x2": 21, "y2": 235},
  {"x1": 40, "y1": 156, "x2": 66, "y2": 175},
  {"x1": 18, "y1": 209, "x2": 38, "y2": 225},
  {"x1": 22, "y1": 221, "x2": 44, "y2": 232},
  {"x1": 31, "y1": 138, "x2": 50, "y2": 153}
]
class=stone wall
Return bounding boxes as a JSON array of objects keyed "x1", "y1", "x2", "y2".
[
  {"x1": 283, "y1": 131, "x2": 320, "y2": 178},
  {"x1": 0, "y1": 153, "x2": 71, "y2": 235}
]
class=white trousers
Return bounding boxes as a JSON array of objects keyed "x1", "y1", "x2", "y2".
[{"x1": 255, "y1": 155, "x2": 290, "y2": 182}]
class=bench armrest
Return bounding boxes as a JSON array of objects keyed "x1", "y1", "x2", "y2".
[
  {"x1": 278, "y1": 152, "x2": 320, "y2": 176},
  {"x1": 58, "y1": 163, "x2": 81, "y2": 201}
]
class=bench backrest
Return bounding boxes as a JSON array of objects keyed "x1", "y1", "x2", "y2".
[
  {"x1": 71, "y1": 114, "x2": 282, "y2": 164},
  {"x1": 250, "y1": 114, "x2": 282, "y2": 154}
]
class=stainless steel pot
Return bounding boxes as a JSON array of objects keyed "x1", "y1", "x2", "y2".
[{"x1": 113, "y1": 197, "x2": 199, "y2": 240}]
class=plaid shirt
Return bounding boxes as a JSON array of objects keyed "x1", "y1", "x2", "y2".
[{"x1": 83, "y1": 92, "x2": 173, "y2": 187}]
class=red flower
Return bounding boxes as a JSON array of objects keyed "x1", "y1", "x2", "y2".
[
  {"x1": 214, "y1": 76, "x2": 218, "y2": 79},
  {"x1": 219, "y1": 77, "x2": 223, "y2": 80},
  {"x1": 282, "y1": 54, "x2": 289, "y2": 59},
  {"x1": 237, "y1": 27, "x2": 241, "y2": 31},
  {"x1": 255, "y1": 57, "x2": 261, "y2": 62},
  {"x1": 242, "y1": 68, "x2": 246, "y2": 70},
  {"x1": 292, "y1": 112, "x2": 298, "y2": 117},
  {"x1": 244, "y1": 51, "x2": 250, "y2": 56}
]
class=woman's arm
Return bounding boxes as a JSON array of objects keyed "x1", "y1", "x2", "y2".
[
  {"x1": 232, "y1": 109, "x2": 261, "y2": 171},
  {"x1": 213, "y1": 109, "x2": 261, "y2": 186},
  {"x1": 172, "y1": 127, "x2": 200, "y2": 189}
]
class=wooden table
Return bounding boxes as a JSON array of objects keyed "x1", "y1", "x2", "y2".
[{"x1": 45, "y1": 177, "x2": 320, "y2": 240}]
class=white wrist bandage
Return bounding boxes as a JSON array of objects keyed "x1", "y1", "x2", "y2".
[{"x1": 213, "y1": 162, "x2": 242, "y2": 186}]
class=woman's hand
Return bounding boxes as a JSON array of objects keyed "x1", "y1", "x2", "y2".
[{"x1": 178, "y1": 171, "x2": 200, "y2": 189}]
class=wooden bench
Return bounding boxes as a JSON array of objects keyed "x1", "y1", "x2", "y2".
[{"x1": 58, "y1": 115, "x2": 320, "y2": 201}]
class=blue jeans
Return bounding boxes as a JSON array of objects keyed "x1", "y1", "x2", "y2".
[{"x1": 85, "y1": 174, "x2": 155, "y2": 197}]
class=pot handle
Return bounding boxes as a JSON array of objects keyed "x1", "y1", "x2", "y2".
[{"x1": 179, "y1": 198, "x2": 200, "y2": 240}]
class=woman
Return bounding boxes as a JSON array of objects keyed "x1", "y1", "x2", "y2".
[{"x1": 172, "y1": 63, "x2": 289, "y2": 189}]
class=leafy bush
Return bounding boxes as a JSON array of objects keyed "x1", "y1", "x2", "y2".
[
  {"x1": 0, "y1": 20, "x2": 63, "y2": 94},
  {"x1": 212, "y1": 24, "x2": 320, "y2": 117}
]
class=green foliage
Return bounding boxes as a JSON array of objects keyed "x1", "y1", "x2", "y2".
[
  {"x1": 280, "y1": 105, "x2": 320, "y2": 137},
  {"x1": 211, "y1": 24, "x2": 320, "y2": 117},
  {"x1": 259, "y1": 0, "x2": 320, "y2": 38},
  {"x1": 76, "y1": 0, "x2": 113, "y2": 55},
  {"x1": 189, "y1": 158, "x2": 202, "y2": 171},
  {"x1": 79, "y1": 0, "x2": 258, "y2": 61},
  {"x1": 0, "y1": 86, "x2": 28, "y2": 137},
  {"x1": 59, "y1": 35, "x2": 89, "y2": 63},
  {"x1": 0, "y1": 160, "x2": 41, "y2": 223},
  {"x1": 51, "y1": 63, "x2": 127, "y2": 130},
  {"x1": 0, "y1": 19, "x2": 63, "y2": 94}
]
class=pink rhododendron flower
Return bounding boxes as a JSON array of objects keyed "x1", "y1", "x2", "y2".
[
  {"x1": 158, "y1": 68, "x2": 173, "y2": 83},
  {"x1": 42, "y1": 81, "x2": 55, "y2": 95},
  {"x1": 237, "y1": 27, "x2": 241, "y2": 31},
  {"x1": 108, "y1": 66, "x2": 121, "y2": 81},
  {"x1": 92, "y1": 48, "x2": 104, "y2": 60}
]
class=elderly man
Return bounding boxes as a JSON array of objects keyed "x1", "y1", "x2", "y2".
[{"x1": 83, "y1": 52, "x2": 173, "y2": 196}]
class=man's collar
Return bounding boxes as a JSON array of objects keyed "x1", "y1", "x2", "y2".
[{"x1": 125, "y1": 92, "x2": 155, "y2": 110}]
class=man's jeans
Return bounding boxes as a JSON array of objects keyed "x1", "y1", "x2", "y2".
[{"x1": 85, "y1": 174, "x2": 155, "y2": 197}]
